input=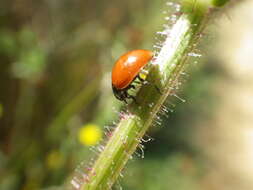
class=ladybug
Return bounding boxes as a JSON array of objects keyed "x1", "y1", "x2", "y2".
[{"x1": 111, "y1": 49, "x2": 153, "y2": 103}]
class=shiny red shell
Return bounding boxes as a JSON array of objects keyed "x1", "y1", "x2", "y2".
[{"x1": 111, "y1": 49, "x2": 153, "y2": 89}]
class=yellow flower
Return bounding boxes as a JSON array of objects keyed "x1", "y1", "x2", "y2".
[
  {"x1": 78, "y1": 124, "x2": 102, "y2": 146},
  {"x1": 46, "y1": 150, "x2": 63, "y2": 170}
]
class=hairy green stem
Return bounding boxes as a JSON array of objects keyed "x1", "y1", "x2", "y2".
[{"x1": 78, "y1": 0, "x2": 231, "y2": 189}]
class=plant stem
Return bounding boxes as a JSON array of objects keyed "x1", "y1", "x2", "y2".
[{"x1": 77, "y1": 0, "x2": 231, "y2": 189}]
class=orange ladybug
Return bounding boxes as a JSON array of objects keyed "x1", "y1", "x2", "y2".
[{"x1": 111, "y1": 49, "x2": 153, "y2": 103}]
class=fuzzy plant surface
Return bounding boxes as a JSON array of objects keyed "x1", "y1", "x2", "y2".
[{"x1": 71, "y1": 0, "x2": 231, "y2": 189}]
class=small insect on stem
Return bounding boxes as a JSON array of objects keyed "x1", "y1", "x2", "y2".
[{"x1": 111, "y1": 49, "x2": 155, "y2": 103}]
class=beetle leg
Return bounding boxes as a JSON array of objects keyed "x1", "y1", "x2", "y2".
[
  {"x1": 124, "y1": 91, "x2": 137, "y2": 104},
  {"x1": 127, "y1": 84, "x2": 136, "y2": 90},
  {"x1": 123, "y1": 98, "x2": 128, "y2": 104}
]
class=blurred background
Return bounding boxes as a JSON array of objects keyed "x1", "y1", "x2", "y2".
[{"x1": 1, "y1": 0, "x2": 253, "y2": 190}]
